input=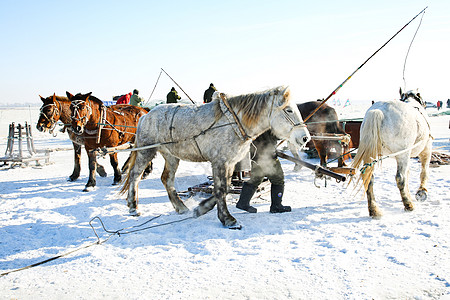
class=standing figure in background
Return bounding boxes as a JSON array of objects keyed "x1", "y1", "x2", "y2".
[
  {"x1": 130, "y1": 89, "x2": 143, "y2": 107},
  {"x1": 203, "y1": 83, "x2": 217, "y2": 103},
  {"x1": 236, "y1": 130, "x2": 291, "y2": 214},
  {"x1": 167, "y1": 87, "x2": 181, "y2": 104}
]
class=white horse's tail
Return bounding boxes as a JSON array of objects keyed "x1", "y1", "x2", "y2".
[
  {"x1": 351, "y1": 109, "x2": 384, "y2": 193},
  {"x1": 119, "y1": 150, "x2": 137, "y2": 195}
]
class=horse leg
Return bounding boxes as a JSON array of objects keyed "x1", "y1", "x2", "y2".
[
  {"x1": 416, "y1": 142, "x2": 432, "y2": 201},
  {"x1": 142, "y1": 162, "x2": 153, "y2": 180},
  {"x1": 126, "y1": 149, "x2": 155, "y2": 215},
  {"x1": 337, "y1": 142, "x2": 348, "y2": 167},
  {"x1": 214, "y1": 166, "x2": 237, "y2": 227},
  {"x1": 83, "y1": 149, "x2": 97, "y2": 192},
  {"x1": 110, "y1": 153, "x2": 121, "y2": 185},
  {"x1": 315, "y1": 141, "x2": 327, "y2": 167},
  {"x1": 395, "y1": 154, "x2": 414, "y2": 212},
  {"x1": 161, "y1": 155, "x2": 189, "y2": 214},
  {"x1": 366, "y1": 174, "x2": 382, "y2": 218},
  {"x1": 69, "y1": 142, "x2": 81, "y2": 181}
]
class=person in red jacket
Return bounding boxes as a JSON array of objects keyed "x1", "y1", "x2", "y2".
[{"x1": 116, "y1": 92, "x2": 132, "y2": 104}]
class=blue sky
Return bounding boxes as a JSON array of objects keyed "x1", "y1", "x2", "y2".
[{"x1": 0, "y1": 0, "x2": 448, "y2": 106}]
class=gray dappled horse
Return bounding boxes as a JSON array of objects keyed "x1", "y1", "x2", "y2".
[
  {"x1": 121, "y1": 86, "x2": 311, "y2": 228},
  {"x1": 352, "y1": 88, "x2": 432, "y2": 218}
]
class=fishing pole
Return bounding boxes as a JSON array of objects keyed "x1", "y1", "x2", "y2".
[
  {"x1": 161, "y1": 68, "x2": 196, "y2": 104},
  {"x1": 303, "y1": 6, "x2": 428, "y2": 122}
]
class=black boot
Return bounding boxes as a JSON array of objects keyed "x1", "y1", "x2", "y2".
[
  {"x1": 270, "y1": 184, "x2": 291, "y2": 213},
  {"x1": 236, "y1": 182, "x2": 257, "y2": 213}
]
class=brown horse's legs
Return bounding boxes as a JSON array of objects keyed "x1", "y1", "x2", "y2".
[
  {"x1": 395, "y1": 155, "x2": 414, "y2": 212},
  {"x1": 366, "y1": 174, "x2": 382, "y2": 218},
  {"x1": 69, "y1": 143, "x2": 82, "y2": 181},
  {"x1": 110, "y1": 153, "x2": 121, "y2": 185},
  {"x1": 161, "y1": 155, "x2": 189, "y2": 214},
  {"x1": 83, "y1": 150, "x2": 97, "y2": 192},
  {"x1": 314, "y1": 141, "x2": 328, "y2": 167}
]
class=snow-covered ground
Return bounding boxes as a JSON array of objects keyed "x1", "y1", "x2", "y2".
[{"x1": 0, "y1": 103, "x2": 449, "y2": 299}]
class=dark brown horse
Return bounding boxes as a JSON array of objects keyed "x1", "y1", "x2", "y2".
[
  {"x1": 36, "y1": 94, "x2": 107, "y2": 181},
  {"x1": 296, "y1": 101, "x2": 350, "y2": 168},
  {"x1": 67, "y1": 92, "x2": 150, "y2": 191}
]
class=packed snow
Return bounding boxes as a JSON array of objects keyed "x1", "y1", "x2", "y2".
[{"x1": 0, "y1": 102, "x2": 449, "y2": 299}]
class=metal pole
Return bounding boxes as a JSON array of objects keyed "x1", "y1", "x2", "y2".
[
  {"x1": 303, "y1": 6, "x2": 428, "y2": 122},
  {"x1": 161, "y1": 68, "x2": 196, "y2": 104}
]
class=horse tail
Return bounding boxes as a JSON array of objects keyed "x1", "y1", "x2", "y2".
[
  {"x1": 119, "y1": 150, "x2": 138, "y2": 195},
  {"x1": 351, "y1": 109, "x2": 384, "y2": 193}
]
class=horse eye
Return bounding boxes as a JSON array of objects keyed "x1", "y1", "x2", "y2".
[{"x1": 285, "y1": 108, "x2": 293, "y2": 113}]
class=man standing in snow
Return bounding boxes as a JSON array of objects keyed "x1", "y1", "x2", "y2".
[
  {"x1": 130, "y1": 89, "x2": 143, "y2": 107},
  {"x1": 166, "y1": 87, "x2": 181, "y2": 104},
  {"x1": 236, "y1": 130, "x2": 291, "y2": 214},
  {"x1": 203, "y1": 83, "x2": 217, "y2": 103}
]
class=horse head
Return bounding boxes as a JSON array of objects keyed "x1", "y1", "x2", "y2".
[
  {"x1": 267, "y1": 86, "x2": 311, "y2": 150},
  {"x1": 37, "y1": 93, "x2": 61, "y2": 133},
  {"x1": 67, "y1": 91, "x2": 93, "y2": 135},
  {"x1": 399, "y1": 87, "x2": 425, "y2": 107}
]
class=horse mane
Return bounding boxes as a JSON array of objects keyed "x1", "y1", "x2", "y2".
[
  {"x1": 54, "y1": 95, "x2": 69, "y2": 102},
  {"x1": 213, "y1": 86, "x2": 290, "y2": 128},
  {"x1": 73, "y1": 93, "x2": 104, "y2": 106}
]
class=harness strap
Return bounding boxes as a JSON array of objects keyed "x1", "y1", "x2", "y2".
[
  {"x1": 169, "y1": 106, "x2": 181, "y2": 143},
  {"x1": 219, "y1": 93, "x2": 250, "y2": 141},
  {"x1": 96, "y1": 104, "x2": 106, "y2": 143}
]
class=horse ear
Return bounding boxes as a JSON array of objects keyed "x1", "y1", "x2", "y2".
[
  {"x1": 39, "y1": 95, "x2": 45, "y2": 102},
  {"x1": 85, "y1": 92, "x2": 92, "y2": 100},
  {"x1": 66, "y1": 91, "x2": 74, "y2": 100},
  {"x1": 52, "y1": 93, "x2": 56, "y2": 102},
  {"x1": 399, "y1": 87, "x2": 403, "y2": 96},
  {"x1": 282, "y1": 86, "x2": 290, "y2": 101}
]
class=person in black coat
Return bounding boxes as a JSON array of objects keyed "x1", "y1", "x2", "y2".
[
  {"x1": 203, "y1": 83, "x2": 217, "y2": 103},
  {"x1": 236, "y1": 130, "x2": 291, "y2": 213},
  {"x1": 166, "y1": 87, "x2": 181, "y2": 104}
]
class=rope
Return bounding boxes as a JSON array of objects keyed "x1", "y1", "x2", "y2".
[
  {"x1": 0, "y1": 214, "x2": 194, "y2": 278},
  {"x1": 303, "y1": 6, "x2": 428, "y2": 123},
  {"x1": 403, "y1": 8, "x2": 426, "y2": 90},
  {"x1": 144, "y1": 69, "x2": 163, "y2": 107},
  {"x1": 360, "y1": 140, "x2": 423, "y2": 174}
]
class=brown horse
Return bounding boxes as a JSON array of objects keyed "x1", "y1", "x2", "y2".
[
  {"x1": 36, "y1": 94, "x2": 107, "y2": 181},
  {"x1": 296, "y1": 101, "x2": 350, "y2": 168},
  {"x1": 67, "y1": 92, "x2": 150, "y2": 191}
]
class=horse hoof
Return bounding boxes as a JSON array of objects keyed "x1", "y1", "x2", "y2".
[
  {"x1": 193, "y1": 207, "x2": 203, "y2": 218},
  {"x1": 415, "y1": 190, "x2": 427, "y2": 202},
  {"x1": 112, "y1": 181, "x2": 120, "y2": 186},
  {"x1": 83, "y1": 186, "x2": 95, "y2": 192},
  {"x1": 177, "y1": 206, "x2": 190, "y2": 214},
  {"x1": 227, "y1": 223, "x2": 242, "y2": 230}
]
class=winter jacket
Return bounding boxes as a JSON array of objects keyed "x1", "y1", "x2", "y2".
[{"x1": 166, "y1": 90, "x2": 181, "y2": 104}]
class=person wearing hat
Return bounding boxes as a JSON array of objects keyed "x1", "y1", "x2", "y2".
[
  {"x1": 166, "y1": 87, "x2": 181, "y2": 104},
  {"x1": 130, "y1": 89, "x2": 143, "y2": 107},
  {"x1": 203, "y1": 83, "x2": 217, "y2": 103}
]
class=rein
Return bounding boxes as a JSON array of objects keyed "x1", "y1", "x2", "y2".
[{"x1": 219, "y1": 93, "x2": 250, "y2": 141}]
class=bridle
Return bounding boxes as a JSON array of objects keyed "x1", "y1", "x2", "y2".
[
  {"x1": 39, "y1": 101, "x2": 60, "y2": 133},
  {"x1": 71, "y1": 99, "x2": 93, "y2": 133},
  {"x1": 400, "y1": 91, "x2": 425, "y2": 107}
]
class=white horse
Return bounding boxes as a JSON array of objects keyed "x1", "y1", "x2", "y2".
[
  {"x1": 352, "y1": 88, "x2": 432, "y2": 218},
  {"x1": 121, "y1": 86, "x2": 311, "y2": 228}
]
